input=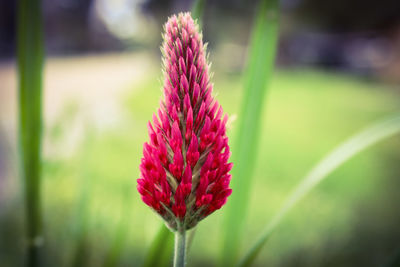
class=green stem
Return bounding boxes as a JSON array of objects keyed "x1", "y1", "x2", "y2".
[
  {"x1": 17, "y1": 0, "x2": 44, "y2": 266},
  {"x1": 173, "y1": 228, "x2": 186, "y2": 267}
]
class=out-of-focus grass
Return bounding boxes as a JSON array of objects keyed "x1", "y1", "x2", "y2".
[
  {"x1": 240, "y1": 113, "x2": 400, "y2": 266},
  {"x1": 33, "y1": 65, "x2": 400, "y2": 266},
  {"x1": 17, "y1": 0, "x2": 44, "y2": 265},
  {"x1": 221, "y1": 0, "x2": 279, "y2": 264}
]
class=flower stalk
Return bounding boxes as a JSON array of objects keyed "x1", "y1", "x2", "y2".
[
  {"x1": 173, "y1": 226, "x2": 186, "y2": 267},
  {"x1": 137, "y1": 12, "x2": 233, "y2": 266}
]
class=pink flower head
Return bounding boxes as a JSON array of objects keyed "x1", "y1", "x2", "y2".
[{"x1": 137, "y1": 12, "x2": 232, "y2": 231}]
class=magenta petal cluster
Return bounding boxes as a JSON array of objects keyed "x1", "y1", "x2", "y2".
[{"x1": 137, "y1": 12, "x2": 232, "y2": 230}]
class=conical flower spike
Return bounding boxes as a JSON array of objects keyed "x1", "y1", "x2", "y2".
[{"x1": 137, "y1": 12, "x2": 232, "y2": 231}]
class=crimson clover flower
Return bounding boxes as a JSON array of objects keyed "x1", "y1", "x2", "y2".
[{"x1": 137, "y1": 12, "x2": 232, "y2": 231}]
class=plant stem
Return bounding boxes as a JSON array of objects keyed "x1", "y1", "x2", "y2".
[
  {"x1": 17, "y1": 0, "x2": 44, "y2": 266},
  {"x1": 173, "y1": 228, "x2": 186, "y2": 267}
]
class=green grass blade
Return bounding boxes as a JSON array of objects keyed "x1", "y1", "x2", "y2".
[
  {"x1": 220, "y1": 0, "x2": 279, "y2": 265},
  {"x1": 71, "y1": 133, "x2": 94, "y2": 267},
  {"x1": 102, "y1": 187, "x2": 133, "y2": 267},
  {"x1": 238, "y1": 114, "x2": 400, "y2": 267},
  {"x1": 17, "y1": 0, "x2": 44, "y2": 266},
  {"x1": 142, "y1": 225, "x2": 174, "y2": 267},
  {"x1": 191, "y1": 0, "x2": 206, "y2": 22}
]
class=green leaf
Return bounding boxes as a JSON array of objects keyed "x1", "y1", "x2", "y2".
[
  {"x1": 191, "y1": 0, "x2": 206, "y2": 23},
  {"x1": 142, "y1": 225, "x2": 174, "y2": 267},
  {"x1": 71, "y1": 132, "x2": 93, "y2": 267},
  {"x1": 17, "y1": 0, "x2": 44, "y2": 266},
  {"x1": 239, "y1": 114, "x2": 400, "y2": 267},
  {"x1": 220, "y1": 0, "x2": 279, "y2": 265},
  {"x1": 102, "y1": 187, "x2": 133, "y2": 267}
]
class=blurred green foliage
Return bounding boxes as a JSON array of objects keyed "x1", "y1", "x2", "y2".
[
  {"x1": 240, "y1": 113, "x2": 400, "y2": 266},
  {"x1": 5, "y1": 1, "x2": 400, "y2": 267},
  {"x1": 3, "y1": 65, "x2": 398, "y2": 266},
  {"x1": 221, "y1": 0, "x2": 279, "y2": 264},
  {"x1": 17, "y1": 0, "x2": 44, "y2": 265}
]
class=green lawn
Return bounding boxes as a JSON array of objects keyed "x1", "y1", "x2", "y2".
[{"x1": 34, "y1": 67, "x2": 400, "y2": 266}]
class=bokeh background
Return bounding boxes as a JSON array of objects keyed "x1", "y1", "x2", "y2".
[{"x1": 1, "y1": 0, "x2": 400, "y2": 266}]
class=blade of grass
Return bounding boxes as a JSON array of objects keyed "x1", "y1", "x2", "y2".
[
  {"x1": 71, "y1": 130, "x2": 94, "y2": 267},
  {"x1": 102, "y1": 186, "x2": 133, "y2": 267},
  {"x1": 191, "y1": 0, "x2": 205, "y2": 23},
  {"x1": 141, "y1": 2, "x2": 207, "y2": 266},
  {"x1": 239, "y1": 114, "x2": 400, "y2": 267},
  {"x1": 220, "y1": 0, "x2": 279, "y2": 265},
  {"x1": 186, "y1": 228, "x2": 197, "y2": 252},
  {"x1": 142, "y1": 225, "x2": 174, "y2": 267},
  {"x1": 17, "y1": 0, "x2": 44, "y2": 266}
]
